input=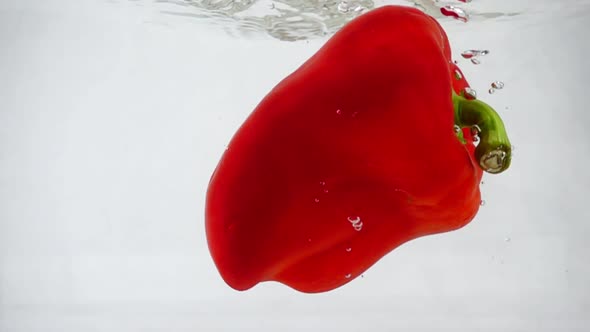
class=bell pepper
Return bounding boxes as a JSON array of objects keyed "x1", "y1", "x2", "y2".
[{"x1": 205, "y1": 5, "x2": 512, "y2": 293}]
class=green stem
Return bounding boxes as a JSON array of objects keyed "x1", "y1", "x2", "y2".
[{"x1": 452, "y1": 92, "x2": 512, "y2": 174}]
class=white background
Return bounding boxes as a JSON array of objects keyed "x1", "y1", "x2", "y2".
[{"x1": 1, "y1": 0, "x2": 589, "y2": 330}]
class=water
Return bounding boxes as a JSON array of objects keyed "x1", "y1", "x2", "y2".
[{"x1": 1, "y1": 0, "x2": 589, "y2": 331}]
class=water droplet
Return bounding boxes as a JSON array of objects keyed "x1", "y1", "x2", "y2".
[
  {"x1": 440, "y1": 5, "x2": 469, "y2": 22},
  {"x1": 480, "y1": 200, "x2": 486, "y2": 206},
  {"x1": 314, "y1": 198, "x2": 320, "y2": 203},
  {"x1": 471, "y1": 58, "x2": 481, "y2": 65},
  {"x1": 319, "y1": 181, "x2": 326, "y2": 186},
  {"x1": 454, "y1": 125, "x2": 461, "y2": 133},
  {"x1": 454, "y1": 69, "x2": 463, "y2": 80},
  {"x1": 489, "y1": 88, "x2": 496, "y2": 94},
  {"x1": 491, "y1": 81, "x2": 505, "y2": 89},
  {"x1": 336, "y1": 109, "x2": 342, "y2": 115},
  {"x1": 337, "y1": 1, "x2": 349, "y2": 13},
  {"x1": 345, "y1": 247, "x2": 352, "y2": 252},
  {"x1": 345, "y1": 273, "x2": 352, "y2": 279},
  {"x1": 463, "y1": 87, "x2": 477, "y2": 100}
]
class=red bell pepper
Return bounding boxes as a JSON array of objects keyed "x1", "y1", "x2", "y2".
[{"x1": 206, "y1": 5, "x2": 512, "y2": 293}]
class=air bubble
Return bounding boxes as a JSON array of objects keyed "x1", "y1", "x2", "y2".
[
  {"x1": 440, "y1": 5, "x2": 469, "y2": 22},
  {"x1": 345, "y1": 247, "x2": 352, "y2": 252},
  {"x1": 491, "y1": 81, "x2": 505, "y2": 89},
  {"x1": 471, "y1": 124, "x2": 481, "y2": 136},
  {"x1": 336, "y1": 109, "x2": 342, "y2": 115},
  {"x1": 480, "y1": 200, "x2": 486, "y2": 206},
  {"x1": 348, "y1": 216, "x2": 363, "y2": 231},
  {"x1": 463, "y1": 87, "x2": 477, "y2": 100},
  {"x1": 314, "y1": 198, "x2": 320, "y2": 203},
  {"x1": 471, "y1": 58, "x2": 481, "y2": 65},
  {"x1": 454, "y1": 125, "x2": 461, "y2": 133},
  {"x1": 345, "y1": 273, "x2": 352, "y2": 279},
  {"x1": 489, "y1": 88, "x2": 496, "y2": 94},
  {"x1": 337, "y1": 1, "x2": 349, "y2": 13},
  {"x1": 454, "y1": 69, "x2": 463, "y2": 80},
  {"x1": 461, "y1": 50, "x2": 489, "y2": 59}
]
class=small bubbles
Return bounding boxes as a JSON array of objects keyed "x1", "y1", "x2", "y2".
[
  {"x1": 463, "y1": 87, "x2": 477, "y2": 100},
  {"x1": 337, "y1": 1, "x2": 349, "y2": 13},
  {"x1": 314, "y1": 198, "x2": 320, "y2": 203},
  {"x1": 488, "y1": 88, "x2": 496, "y2": 94},
  {"x1": 348, "y1": 215, "x2": 363, "y2": 231},
  {"x1": 440, "y1": 5, "x2": 469, "y2": 22},
  {"x1": 454, "y1": 69, "x2": 463, "y2": 80},
  {"x1": 345, "y1": 273, "x2": 352, "y2": 279},
  {"x1": 336, "y1": 109, "x2": 342, "y2": 115},
  {"x1": 491, "y1": 81, "x2": 505, "y2": 89},
  {"x1": 461, "y1": 50, "x2": 488, "y2": 65},
  {"x1": 319, "y1": 181, "x2": 326, "y2": 186},
  {"x1": 480, "y1": 200, "x2": 486, "y2": 206},
  {"x1": 345, "y1": 247, "x2": 352, "y2": 252}
]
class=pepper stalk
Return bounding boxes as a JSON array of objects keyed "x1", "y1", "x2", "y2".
[{"x1": 452, "y1": 92, "x2": 512, "y2": 174}]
